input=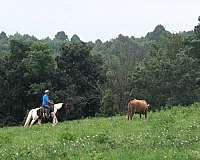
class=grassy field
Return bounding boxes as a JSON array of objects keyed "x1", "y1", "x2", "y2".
[{"x1": 1, "y1": 103, "x2": 200, "y2": 160}]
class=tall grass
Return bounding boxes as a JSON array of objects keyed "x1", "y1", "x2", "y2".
[{"x1": 1, "y1": 103, "x2": 200, "y2": 159}]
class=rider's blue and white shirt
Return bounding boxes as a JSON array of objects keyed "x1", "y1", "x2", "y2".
[{"x1": 42, "y1": 94, "x2": 49, "y2": 106}]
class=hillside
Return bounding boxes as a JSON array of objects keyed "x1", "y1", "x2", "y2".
[{"x1": 1, "y1": 103, "x2": 200, "y2": 159}]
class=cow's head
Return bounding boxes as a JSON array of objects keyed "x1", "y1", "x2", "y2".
[{"x1": 147, "y1": 104, "x2": 151, "y2": 111}]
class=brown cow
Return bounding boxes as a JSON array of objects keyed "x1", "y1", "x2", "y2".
[{"x1": 127, "y1": 99, "x2": 150, "y2": 120}]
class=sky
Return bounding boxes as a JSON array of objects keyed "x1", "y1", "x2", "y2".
[{"x1": 0, "y1": 0, "x2": 199, "y2": 42}]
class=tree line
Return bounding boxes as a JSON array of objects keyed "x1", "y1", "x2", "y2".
[{"x1": 0, "y1": 17, "x2": 200, "y2": 126}]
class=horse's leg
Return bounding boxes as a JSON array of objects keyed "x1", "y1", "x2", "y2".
[
  {"x1": 30, "y1": 119, "x2": 36, "y2": 127},
  {"x1": 51, "y1": 112, "x2": 58, "y2": 126},
  {"x1": 24, "y1": 110, "x2": 33, "y2": 127},
  {"x1": 30, "y1": 116, "x2": 39, "y2": 127},
  {"x1": 54, "y1": 114, "x2": 58, "y2": 124},
  {"x1": 38, "y1": 118, "x2": 42, "y2": 125},
  {"x1": 140, "y1": 113, "x2": 142, "y2": 119}
]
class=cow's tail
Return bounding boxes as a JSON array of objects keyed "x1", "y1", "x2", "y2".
[
  {"x1": 24, "y1": 110, "x2": 33, "y2": 127},
  {"x1": 128, "y1": 102, "x2": 131, "y2": 108}
]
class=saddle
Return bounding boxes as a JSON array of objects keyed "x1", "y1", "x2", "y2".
[{"x1": 39, "y1": 105, "x2": 54, "y2": 119}]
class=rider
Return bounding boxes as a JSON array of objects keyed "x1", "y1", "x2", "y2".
[{"x1": 42, "y1": 90, "x2": 54, "y2": 117}]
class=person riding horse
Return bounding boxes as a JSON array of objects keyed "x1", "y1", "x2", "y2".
[{"x1": 42, "y1": 90, "x2": 54, "y2": 118}]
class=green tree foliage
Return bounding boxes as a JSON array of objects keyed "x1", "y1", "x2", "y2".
[
  {"x1": 0, "y1": 31, "x2": 9, "y2": 55},
  {"x1": 44, "y1": 31, "x2": 69, "y2": 56},
  {"x1": 91, "y1": 34, "x2": 150, "y2": 112},
  {"x1": 0, "y1": 31, "x2": 7, "y2": 39},
  {"x1": 22, "y1": 42, "x2": 56, "y2": 104},
  {"x1": 130, "y1": 33, "x2": 200, "y2": 110},
  {"x1": 1, "y1": 18, "x2": 200, "y2": 126},
  {"x1": 100, "y1": 89, "x2": 118, "y2": 116},
  {"x1": 54, "y1": 31, "x2": 69, "y2": 41},
  {"x1": 188, "y1": 17, "x2": 200, "y2": 60},
  {"x1": 71, "y1": 34, "x2": 81, "y2": 43},
  {"x1": 194, "y1": 16, "x2": 200, "y2": 39},
  {"x1": 55, "y1": 42, "x2": 106, "y2": 118},
  {"x1": 0, "y1": 39, "x2": 55, "y2": 122},
  {"x1": 145, "y1": 25, "x2": 171, "y2": 41}
]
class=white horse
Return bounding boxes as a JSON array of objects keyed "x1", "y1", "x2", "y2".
[{"x1": 24, "y1": 103, "x2": 69, "y2": 127}]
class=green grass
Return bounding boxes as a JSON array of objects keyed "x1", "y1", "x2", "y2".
[{"x1": 1, "y1": 103, "x2": 200, "y2": 159}]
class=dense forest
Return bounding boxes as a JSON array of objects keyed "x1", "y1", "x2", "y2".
[{"x1": 0, "y1": 17, "x2": 200, "y2": 126}]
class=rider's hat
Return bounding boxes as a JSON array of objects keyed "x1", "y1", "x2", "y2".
[{"x1": 45, "y1": 90, "x2": 49, "y2": 93}]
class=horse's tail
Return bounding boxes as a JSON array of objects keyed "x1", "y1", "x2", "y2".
[{"x1": 24, "y1": 110, "x2": 33, "y2": 127}]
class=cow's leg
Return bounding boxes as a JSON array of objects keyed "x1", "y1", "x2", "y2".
[
  {"x1": 145, "y1": 111, "x2": 147, "y2": 119},
  {"x1": 130, "y1": 109, "x2": 135, "y2": 120},
  {"x1": 129, "y1": 106, "x2": 132, "y2": 120},
  {"x1": 140, "y1": 113, "x2": 142, "y2": 119},
  {"x1": 128, "y1": 109, "x2": 131, "y2": 120},
  {"x1": 130, "y1": 113, "x2": 134, "y2": 120},
  {"x1": 128, "y1": 104, "x2": 131, "y2": 120},
  {"x1": 131, "y1": 107, "x2": 136, "y2": 120}
]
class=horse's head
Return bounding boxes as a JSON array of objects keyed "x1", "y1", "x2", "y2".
[
  {"x1": 52, "y1": 102, "x2": 70, "y2": 110},
  {"x1": 54, "y1": 103, "x2": 71, "y2": 120},
  {"x1": 62, "y1": 103, "x2": 71, "y2": 114}
]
